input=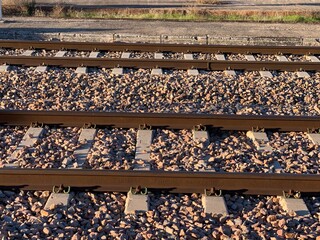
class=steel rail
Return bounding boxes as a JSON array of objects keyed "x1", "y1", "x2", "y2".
[
  {"x1": 0, "y1": 169, "x2": 319, "y2": 195},
  {"x1": 0, "y1": 56, "x2": 319, "y2": 71},
  {"x1": 1, "y1": 110, "x2": 320, "y2": 131},
  {"x1": 0, "y1": 40, "x2": 320, "y2": 55}
]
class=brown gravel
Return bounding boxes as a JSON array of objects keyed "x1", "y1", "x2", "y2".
[
  {"x1": 0, "y1": 191, "x2": 318, "y2": 239},
  {"x1": 0, "y1": 68, "x2": 319, "y2": 116}
]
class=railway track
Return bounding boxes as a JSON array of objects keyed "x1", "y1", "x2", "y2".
[
  {"x1": 0, "y1": 40, "x2": 319, "y2": 71},
  {"x1": 0, "y1": 41, "x2": 320, "y2": 239},
  {"x1": 0, "y1": 110, "x2": 320, "y2": 195}
]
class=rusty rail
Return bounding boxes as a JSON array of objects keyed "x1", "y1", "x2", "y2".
[
  {"x1": 0, "y1": 56, "x2": 319, "y2": 71},
  {"x1": 1, "y1": 111, "x2": 320, "y2": 194},
  {"x1": 0, "y1": 169, "x2": 319, "y2": 195},
  {"x1": 0, "y1": 40, "x2": 320, "y2": 54},
  {"x1": 1, "y1": 110, "x2": 320, "y2": 131}
]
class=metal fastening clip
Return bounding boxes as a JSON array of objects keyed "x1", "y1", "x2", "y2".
[
  {"x1": 194, "y1": 125, "x2": 206, "y2": 131},
  {"x1": 204, "y1": 188, "x2": 222, "y2": 197},
  {"x1": 30, "y1": 122, "x2": 43, "y2": 128},
  {"x1": 283, "y1": 190, "x2": 301, "y2": 199},
  {"x1": 139, "y1": 124, "x2": 151, "y2": 130},
  {"x1": 130, "y1": 186, "x2": 148, "y2": 195},
  {"x1": 53, "y1": 184, "x2": 71, "y2": 194},
  {"x1": 82, "y1": 123, "x2": 96, "y2": 129}
]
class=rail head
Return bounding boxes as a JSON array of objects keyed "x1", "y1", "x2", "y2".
[
  {"x1": 0, "y1": 40, "x2": 320, "y2": 54},
  {"x1": 0, "y1": 110, "x2": 320, "y2": 131},
  {"x1": 0, "y1": 169, "x2": 319, "y2": 195}
]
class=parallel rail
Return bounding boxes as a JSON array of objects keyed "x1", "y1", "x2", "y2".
[
  {"x1": 0, "y1": 169, "x2": 319, "y2": 195},
  {"x1": 0, "y1": 56, "x2": 319, "y2": 71},
  {"x1": 1, "y1": 40, "x2": 320, "y2": 55},
  {"x1": 1, "y1": 110, "x2": 320, "y2": 194},
  {"x1": 1, "y1": 110, "x2": 320, "y2": 131}
]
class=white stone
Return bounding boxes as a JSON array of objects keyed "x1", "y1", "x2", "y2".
[
  {"x1": 202, "y1": 195, "x2": 228, "y2": 215},
  {"x1": 124, "y1": 191, "x2": 149, "y2": 214}
]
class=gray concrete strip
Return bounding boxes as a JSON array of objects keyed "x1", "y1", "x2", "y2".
[
  {"x1": 89, "y1": 51, "x2": 100, "y2": 58},
  {"x1": 215, "y1": 54, "x2": 226, "y2": 61},
  {"x1": 202, "y1": 195, "x2": 228, "y2": 215},
  {"x1": 134, "y1": 130, "x2": 153, "y2": 170},
  {"x1": 0, "y1": 64, "x2": 10, "y2": 72},
  {"x1": 184, "y1": 53, "x2": 194, "y2": 60},
  {"x1": 307, "y1": 133, "x2": 320, "y2": 145},
  {"x1": 15, "y1": 127, "x2": 43, "y2": 150},
  {"x1": 44, "y1": 193, "x2": 71, "y2": 210},
  {"x1": 21, "y1": 50, "x2": 35, "y2": 56},
  {"x1": 246, "y1": 131, "x2": 272, "y2": 151},
  {"x1": 154, "y1": 52, "x2": 163, "y2": 59},
  {"x1": 112, "y1": 67, "x2": 123, "y2": 75},
  {"x1": 55, "y1": 51, "x2": 67, "y2": 57},
  {"x1": 306, "y1": 55, "x2": 320, "y2": 62},
  {"x1": 296, "y1": 71, "x2": 310, "y2": 78},
  {"x1": 276, "y1": 55, "x2": 289, "y2": 61},
  {"x1": 6, "y1": 127, "x2": 43, "y2": 167},
  {"x1": 35, "y1": 65, "x2": 48, "y2": 72},
  {"x1": 75, "y1": 67, "x2": 88, "y2": 74},
  {"x1": 121, "y1": 52, "x2": 131, "y2": 58},
  {"x1": 259, "y1": 70, "x2": 273, "y2": 78},
  {"x1": 245, "y1": 54, "x2": 256, "y2": 61},
  {"x1": 187, "y1": 69, "x2": 199, "y2": 76},
  {"x1": 193, "y1": 130, "x2": 211, "y2": 171},
  {"x1": 151, "y1": 68, "x2": 163, "y2": 75},
  {"x1": 224, "y1": 70, "x2": 236, "y2": 76},
  {"x1": 279, "y1": 197, "x2": 310, "y2": 217},
  {"x1": 69, "y1": 128, "x2": 96, "y2": 168},
  {"x1": 125, "y1": 191, "x2": 149, "y2": 214}
]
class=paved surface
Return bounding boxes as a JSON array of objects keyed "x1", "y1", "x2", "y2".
[
  {"x1": 33, "y1": 0, "x2": 320, "y2": 10},
  {"x1": 1, "y1": 17, "x2": 319, "y2": 38}
]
